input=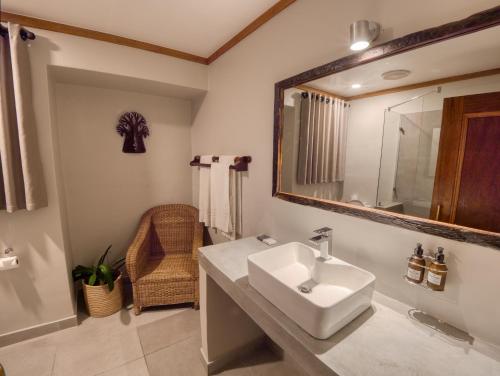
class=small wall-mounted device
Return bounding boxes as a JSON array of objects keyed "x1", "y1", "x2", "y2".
[
  {"x1": 256, "y1": 235, "x2": 277, "y2": 246},
  {"x1": 0, "y1": 248, "x2": 19, "y2": 271}
]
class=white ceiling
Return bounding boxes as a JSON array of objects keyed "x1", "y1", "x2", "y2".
[
  {"x1": 309, "y1": 25, "x2": 500, "y2": 97},
  {"x1": 1, "y1": 0, "x2": 278, "y2": 57}
]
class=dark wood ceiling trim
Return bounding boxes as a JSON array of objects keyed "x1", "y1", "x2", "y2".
[
  {"x1": 1, "y1": 1, "x2": 296, "y2": 66},
  {"x1": 0, "y1": 11, "x2": 209, "y2": 65},
  {"x1": 207, "y1": 0, "x2": 296, "y2": 64},
  {"x1": 295, "y1": 84, "x2": 349, "y2": 101}
]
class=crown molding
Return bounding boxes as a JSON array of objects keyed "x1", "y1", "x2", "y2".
[
  {"x1": 0, "y1": 1, "x2": 296, "y2": 65},
  {"x1": 207, "y1": 0, "x2": 296, "y2": 64}
]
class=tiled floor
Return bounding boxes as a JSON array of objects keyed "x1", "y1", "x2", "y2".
[{"x1": 0, "y1": 300, "x2": 302, "y2": 376}]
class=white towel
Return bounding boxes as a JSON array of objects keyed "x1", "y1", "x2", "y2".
[
  {"x1": 198, "y1": 155, "x2": 212, "y2": 225},
  {"x1": 229, "y1": 169, "x2": 242, "y2": 239},
  {"x1": 210, "y1": 155, "x2": 238, "y2": 238}
]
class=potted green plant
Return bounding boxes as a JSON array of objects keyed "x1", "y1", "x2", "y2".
[{"x1": 72, "y1": 245, "x2": 125, "y2": 317}]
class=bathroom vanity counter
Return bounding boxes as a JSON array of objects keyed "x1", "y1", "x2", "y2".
[{"x1": 198, "y1": 237, "x2": 500, "y2": 376}]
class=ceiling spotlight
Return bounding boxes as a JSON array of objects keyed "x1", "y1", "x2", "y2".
[
  {"x1": 351, "y1": 83, "x2": 361, "y2": 89},
  {"x1": 381, "y1": 69, "x2": 411, "y2": 80},
  {"x1": 349, "y1": 20, "x2": 380, "y2": 51}
]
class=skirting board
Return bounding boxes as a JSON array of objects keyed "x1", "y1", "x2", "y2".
[{"x1": 0, "y1": 315, "x2": 77, "y2": 347}]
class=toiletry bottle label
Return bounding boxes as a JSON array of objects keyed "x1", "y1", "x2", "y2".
[
  {"x1": 407, "y1": 268, "x2": 422, "y2": 281},
  {"x1": 427, "y1": 271, "x2": 442, "y2": 285}
]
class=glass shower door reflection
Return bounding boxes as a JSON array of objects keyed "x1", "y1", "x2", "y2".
[
  {"x1": 376, "y1": 110, "x2": 404, "y2": 212},
  {"x1": 377, "y1": 106, "x2": 443, "y2": 219}
]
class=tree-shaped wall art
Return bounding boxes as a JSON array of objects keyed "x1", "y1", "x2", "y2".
[{"x1": 116, "y1": 111, "x2": 149, "y2": 153}]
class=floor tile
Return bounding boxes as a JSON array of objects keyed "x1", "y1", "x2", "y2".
[
  {"x1": 210, "y1": 343, "x2": 303, "y2": 376},
  {"x1": 52, "y1": 326, "x2": 143, "y2": 376},
  {"x1": 75, "y1": 288, "x2": 190, "y2": 335},
  {"x1": 0, "y1": 301, "x2": 304, "y2": 376},
  {"x1": 0, "y1": 304, "x2": 192, "y2": 376},
  {"x1": 212, "y1": 357, "x2": 254, "y2": 376},
  {"x1": 95, "y1": 357, "x2": 150, "y2": 376},
  {"x1": 215, "y1": 366, "x2": 253, "y2": 375},
  {"x1": 0, "y1": 338, "x2": 55, "y2": 376},
  {"x1": 138, "y1": 309, "x2": 200, "y2": 354},
  {"x1": 145, "y1": 335, "x2": 205, "y2": 376}
]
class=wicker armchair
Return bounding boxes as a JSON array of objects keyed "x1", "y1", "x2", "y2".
[{"x1": 126, "y1": 204, "x2": 203, "y2": 315}]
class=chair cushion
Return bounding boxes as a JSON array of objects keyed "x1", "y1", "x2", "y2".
[{"x1": 137, "y1": 253, "x2": 196, "y2": 284}]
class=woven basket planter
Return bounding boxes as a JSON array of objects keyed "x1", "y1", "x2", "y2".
[{"x1": 83, "y1": 274, "x2": 123, "y2": 317}]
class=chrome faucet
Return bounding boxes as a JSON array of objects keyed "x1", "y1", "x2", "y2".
[{"x1": 309, "y1": 227, "x2": 333, "y2": 259}]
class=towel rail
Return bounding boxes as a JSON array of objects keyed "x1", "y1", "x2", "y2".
[{"x1": 189, "y1": 155, "x2": 252, "y2": 172}]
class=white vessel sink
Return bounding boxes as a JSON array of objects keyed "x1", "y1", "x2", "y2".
[{"x1": 248, "y1": 242, "x2": 375, "y2": 339}]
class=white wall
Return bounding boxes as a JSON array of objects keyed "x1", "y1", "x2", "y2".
[
  {"x1": 191, "y1": 0, "x2": 500, "y2": 346},
  {"x1": 0, "y1": 28, "x2": 207, "y2": 338},
  {"x1": 54, "y1": 84, "x2": 193, "y2": 266}
]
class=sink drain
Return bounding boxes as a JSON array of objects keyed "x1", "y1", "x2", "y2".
[{"x1": 298, "y1": 285, "x2": 312, "y2": 294}]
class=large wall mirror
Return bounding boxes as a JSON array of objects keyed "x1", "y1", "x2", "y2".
[{"x1": 273, "y1": 7, "x2": 500, "y2": 249}]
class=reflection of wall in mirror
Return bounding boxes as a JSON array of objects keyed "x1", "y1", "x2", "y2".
[
  {"x1": 377, "y1": 111, "x2": 401, "y2": 206},
  {"x1": 281, "y1": 74, "x2": 500, "y2": 210},
  {"x1": 394, "y1": 110, "x2": 442, "y2": 217},
  {"x1": 429, "y1": 128, "x2": 440, "y2": 177}
]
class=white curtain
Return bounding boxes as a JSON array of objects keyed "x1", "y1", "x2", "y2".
[
  {"x1": 0, "y1": 23, "x2": 47, "y2": 212},
  {"x1": 297, "y1": 91, "x2": 349, "y2": 185}
]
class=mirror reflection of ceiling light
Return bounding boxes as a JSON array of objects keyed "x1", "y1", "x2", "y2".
[
  {"x1": 351, "y1": 83, "x2": 362, "y2": 89},
  {"x1": 381, "y1": 69, "x2": 411, "y2": 80},
  {"x1": 349, "y1": 20, "x2": 380, "y2": 51}
]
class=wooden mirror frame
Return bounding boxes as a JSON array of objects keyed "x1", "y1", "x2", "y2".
[{"x1": 273, "y1": 6, "x2": 500, "y2": 249}]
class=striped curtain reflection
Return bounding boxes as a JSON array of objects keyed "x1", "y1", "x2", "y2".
[{"x1": 297, "y1": 91, "x2": 349, "y2": 185}]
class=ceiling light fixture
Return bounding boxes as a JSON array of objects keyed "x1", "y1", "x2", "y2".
[
  {"x1": 351, "y1": 83, "x2": 362, "y2": 89},
  {"x1": 381, "y1": 69, "x2": 411, "y2": 80},
  {"x1": 349, "y1": 20, "x2": 380, "y2": 51}
]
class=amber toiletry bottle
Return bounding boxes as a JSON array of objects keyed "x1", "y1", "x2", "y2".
[
  {"x1": 427, "y1": 247, "x2": 448, "y2": 291},
  {"x1": 406, "y1": 243, "x2": 426, "y2": 283}
]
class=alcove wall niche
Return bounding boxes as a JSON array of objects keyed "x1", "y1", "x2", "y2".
[{"x1": 49, "y1": 66, "x2": 207, "y2": 266}]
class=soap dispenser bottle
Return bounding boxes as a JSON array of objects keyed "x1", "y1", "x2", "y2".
[
  {"x1": 427, "y1": 247, "x2": 448, "y2": 291},
  {"x1": 406, "y1": 243, "x2": 426, "y2": 283}
]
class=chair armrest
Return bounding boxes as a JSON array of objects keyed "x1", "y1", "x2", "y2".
[
  {"x1": 192, "y1": 221, "x2": 203, "y2": 262},
  {"x1": 126, "y1": 214, "x2": 152, "y2": 282}
]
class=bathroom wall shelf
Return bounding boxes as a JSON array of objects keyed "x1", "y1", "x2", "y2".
[
  {"x1": 190, "y1": 155, "x2": 252, "y2": 172},
  {"x1": 403, "y1": 256, "x2": 447, "y2": 292}
]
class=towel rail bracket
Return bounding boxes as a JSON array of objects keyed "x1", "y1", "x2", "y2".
[{"x1": 190, "y1": 155, "x2": 252, "y2": 172}]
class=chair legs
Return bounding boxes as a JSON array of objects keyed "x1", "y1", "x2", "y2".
[
  {"x1": 134, "y1": 304, "x2": 142, "y2": 315},
  {"x1": 193, "y1": 279, "x2": 200, "y2": 310},
  {"x1": 131, "y1": 282, "x2": 141, "y2": 315}
]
